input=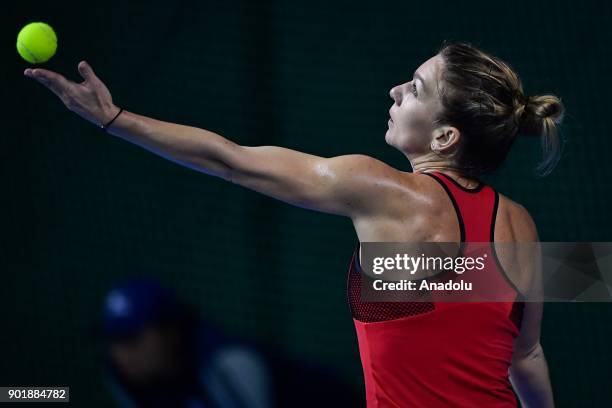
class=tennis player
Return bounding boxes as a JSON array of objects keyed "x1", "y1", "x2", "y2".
[{"x1": 25, "y1": 41, "x2": 561, "y2": 407}]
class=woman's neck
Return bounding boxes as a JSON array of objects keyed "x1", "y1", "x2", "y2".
[
  {"x1": 409, "y1": 154, "x2": 457, "y2": 173},
  {"x1": 408, "y1": 155, "x2": 480, "y2": 189}
]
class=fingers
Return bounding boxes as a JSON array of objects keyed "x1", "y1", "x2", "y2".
[
  {"x1": 24, "y1": 68, "x2": 73, "y2": 98},
  {"x1": 77, "y1": 60, "x2": 97, "y2": 82}
]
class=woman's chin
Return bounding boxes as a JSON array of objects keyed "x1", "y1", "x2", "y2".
[{"x1": 385, "y1": 129, "x2": 393, "y2": 145}]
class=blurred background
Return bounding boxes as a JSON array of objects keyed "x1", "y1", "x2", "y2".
[{"x1": 2, "y1": 0, "x2": 611, "y2": 406}]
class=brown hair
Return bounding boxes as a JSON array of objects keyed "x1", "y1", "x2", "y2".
[{"x1": 435, "y1": 41, "x2": 564, "y2": 176}]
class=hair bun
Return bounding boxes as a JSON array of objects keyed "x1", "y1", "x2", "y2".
[{"x1": 518, "y1": 94, "x2": 564, "y2": 136}]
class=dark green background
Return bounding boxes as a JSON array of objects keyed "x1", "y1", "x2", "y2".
[{"x1": 2, "y1": 0, "x2": 611, "y2": 406}]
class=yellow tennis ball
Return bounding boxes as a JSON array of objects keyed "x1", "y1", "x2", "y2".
[{"x1": 16, "y1": 22, "x2": 57, "y2": 64}]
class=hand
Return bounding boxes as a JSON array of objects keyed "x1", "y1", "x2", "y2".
[{"x1": 24, "y1": 61, "x2": 120, "y2": 127}]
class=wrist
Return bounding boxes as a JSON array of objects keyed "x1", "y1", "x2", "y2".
[
  {"x1": 100, "y1": 106, "x2": 123, "y2": 132},
  {"x1": 101, "y1": 105, "x2": 120, "y2": 124}
]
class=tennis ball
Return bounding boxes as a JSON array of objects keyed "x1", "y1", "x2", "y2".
[{"x1": 16, "y1": 22, "x2": 57, "y2": 64}]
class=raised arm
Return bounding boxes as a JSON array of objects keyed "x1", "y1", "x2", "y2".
[{"x1": 24, "y1": 61, "x2": 395, "y2": 217}]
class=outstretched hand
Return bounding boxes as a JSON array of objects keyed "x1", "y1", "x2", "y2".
[{"x1": 24, "y1": 61, "x2": 120, "y2": 127}]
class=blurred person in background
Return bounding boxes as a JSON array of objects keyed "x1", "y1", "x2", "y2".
[
  {"x1": 100, "y1": 278, "x2": 273, "y2": 408},
  {"x1": 100, "y1": 278, "x2": 360, "y2": 408}
]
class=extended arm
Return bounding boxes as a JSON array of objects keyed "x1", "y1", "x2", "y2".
[{"x1": 24, "y1": 61, "x2": 394, "y2": 217}]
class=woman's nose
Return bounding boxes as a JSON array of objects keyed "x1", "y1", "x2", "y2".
[{"x1": 389, "y1": 85, "x2": 402, "y2": 105}]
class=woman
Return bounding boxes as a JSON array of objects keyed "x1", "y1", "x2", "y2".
[{"x1": 25, "y1": 41, "x2": 561, "y2": 407}]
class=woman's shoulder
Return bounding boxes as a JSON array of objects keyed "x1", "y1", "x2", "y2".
[
  {"x1": 496, "y1": 193, "x2": 539, "y2": 242},
  {"x1": 330, "y1": 154, "x2": 423, "y2": 195}
]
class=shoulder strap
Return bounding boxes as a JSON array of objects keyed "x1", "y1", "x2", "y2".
[{"x1": 424, "y1": 172, "x2": 498, "y2": 242}]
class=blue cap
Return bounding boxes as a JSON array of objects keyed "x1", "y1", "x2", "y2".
[{"x1": 101, "y1": 278, "x2": 181, "y2": 338}]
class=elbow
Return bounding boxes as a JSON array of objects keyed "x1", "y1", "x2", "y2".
[
  {"x1": 513, "y1": 342, "x2": 544, "y2": 364},
  {"x1": 200, "y1": 143, "x2": 244, "y2": 182},
  {"x1": 510, "y1": 342, "x2": 546, "y2": 376},
  {"x1": 219, "y1": 144, "x2": 252, "y2": 183}
]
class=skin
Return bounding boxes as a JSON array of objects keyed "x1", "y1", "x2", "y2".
[
  {"x1": 110, "y1": 326, "x2": 183, "y2": 386},
  {"x1": 24, "y1": 55, "x2": 554, "y2": 407}
]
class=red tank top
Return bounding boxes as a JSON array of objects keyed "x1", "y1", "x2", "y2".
[{"x1": 347, "y1": 171, "x2": 524, "y2": 407}]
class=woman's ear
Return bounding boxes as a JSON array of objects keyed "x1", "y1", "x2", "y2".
[{"x1": 431, "y1": 126, "x2": 461, "y2": 153}]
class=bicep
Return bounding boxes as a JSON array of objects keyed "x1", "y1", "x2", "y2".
[{"x1": 225, "y1": 146, "x2": 385, "y2": 217}]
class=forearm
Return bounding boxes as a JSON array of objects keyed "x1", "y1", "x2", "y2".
[
  {"x1": 24, "y1": 64, "x2": 244, "y2": 180},
  {"x1": 107, "y1": 109, "x2": 240, "y2": 179},
  {"x1": 509, "y1": 345, "x2": 554, "y2": 408}
]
